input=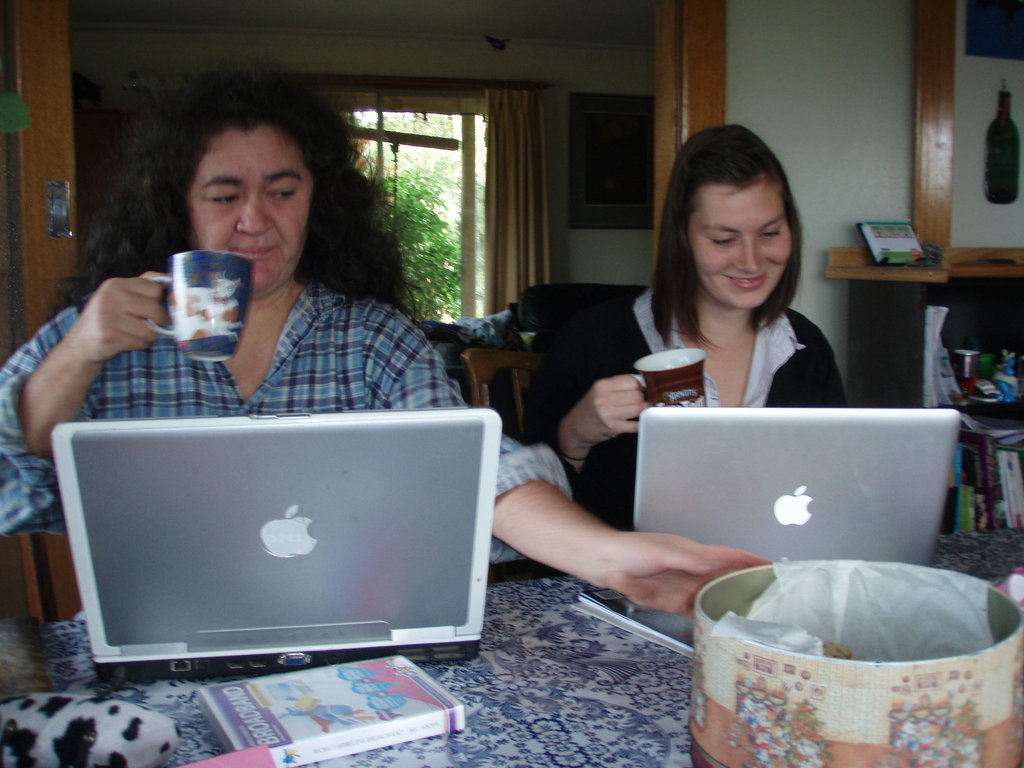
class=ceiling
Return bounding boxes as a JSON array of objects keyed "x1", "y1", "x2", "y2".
[{"x1": 68, "y1": 0, "x2": 655, "y2": 48}]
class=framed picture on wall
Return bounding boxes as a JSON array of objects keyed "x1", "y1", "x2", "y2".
[
  {"x1": 569, "y1": 93, "x2": 654, "y2": 229},
  {"x1": 966, "y1": 1, "x2": 1024, "y2": 61}
]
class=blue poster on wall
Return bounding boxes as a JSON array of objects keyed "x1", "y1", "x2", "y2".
[{"x1": 967, "y1": 0, "x2": 1024, "y2": 61}]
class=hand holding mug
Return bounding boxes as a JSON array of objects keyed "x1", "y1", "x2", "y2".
[
  {"x1": 558, "y1": 348, "x2": 707, "y2": 464},
  {"x1": 63, "y1": 276, "x2": 171, "y2": 365},
  {"x1": 558, "y1": 374, "x2": 646, "y2": 462},
  {"x1": 17, "y1": 274, "x2": 170, "y2": 459}
]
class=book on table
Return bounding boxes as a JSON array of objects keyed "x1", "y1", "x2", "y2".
[{"x1": 197, "y1": 655, "x2": 465, "y2": 767}]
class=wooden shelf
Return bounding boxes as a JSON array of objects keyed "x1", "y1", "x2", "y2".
[
  {"x1": 827, "y1": 246, "x2": 1024, "y2": 283},
  {"x1": 826, "y1": 247, "x2": 948, "y2": 282}
]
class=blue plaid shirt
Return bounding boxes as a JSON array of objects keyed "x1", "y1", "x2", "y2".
[{"x1": 0, "y1": 281, "x2": 567, "y2": 535}]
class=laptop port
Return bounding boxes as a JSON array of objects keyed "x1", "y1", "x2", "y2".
[
  {"x1": 433, "y1": 647, "x2": 463, "y2": 660},
  {"x1": 225, "y1": 660, "x2": 245, "y2": 670},
  {"x1": 248, "y1": 659, "x2": 267, "y2": 669},
  {"x1": 277, "y1": 652, "x2": 311, "y2": 667},
  {"x1": 170, "y1": 660, "x2": 192, "y2": 673}
]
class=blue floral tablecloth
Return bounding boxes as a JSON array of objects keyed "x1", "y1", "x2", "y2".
[
  {"x1": 41, "y1": 530, "x2": 1024, "y2": 768},
  {"x1": 44, "y1": 576, "x2": 698, "y2": 768}
]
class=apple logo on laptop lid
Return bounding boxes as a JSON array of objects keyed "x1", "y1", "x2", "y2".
[
  {"x1": 260, "y1": 504, "x2": 318, "y2": 557},
  {"x1": 773, "y1": 486, "x2": 813, "y2": 526}
]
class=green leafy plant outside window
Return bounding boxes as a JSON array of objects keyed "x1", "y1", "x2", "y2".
[{"x1": 387, "y1": 165, "x2": 462, "y2": 322}]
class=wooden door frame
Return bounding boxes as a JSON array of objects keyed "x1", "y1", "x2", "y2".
[
  {"x1": 913, "y1": 0, "x2": 954, "y2": 247},
  {"x1": 12, "y1": 0, "x2": 77, "y2": 333},
  {"x1": 7, "y1": 0, "x2": 80, "y2": 621},
  {"x1": 653, "y1": 0, "x2": 725, "y2": 248}
]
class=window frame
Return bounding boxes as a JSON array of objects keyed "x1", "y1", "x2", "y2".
[{"x1": 301, "y1": 75, "x2": 548, "y2": 318}]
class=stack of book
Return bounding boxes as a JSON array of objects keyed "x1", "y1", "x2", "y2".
[{"x1": 949, "y1": 423, "x2": 1024, "y2": 532}]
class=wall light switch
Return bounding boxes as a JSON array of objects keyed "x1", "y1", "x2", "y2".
[{"x1": 46, "y1": 180, "x2": 73, "y2": 238}]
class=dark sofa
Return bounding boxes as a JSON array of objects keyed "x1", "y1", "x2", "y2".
[
  {"x1": 514, "y1": 282, "x2": 647, "y2": 352},
  {"x1": 421, "y1": 282, "x2": 648, "y2": 410}
]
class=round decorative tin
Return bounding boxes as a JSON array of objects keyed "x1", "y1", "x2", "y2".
[{"x1": 691, "y1": 563, "x2": 1023, "y2": 768}]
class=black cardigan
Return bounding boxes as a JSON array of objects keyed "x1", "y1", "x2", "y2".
[{"x1": 523, "y1": 294, "x2": 847, "y2": 531}]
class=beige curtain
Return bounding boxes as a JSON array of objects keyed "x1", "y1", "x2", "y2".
[{"x1": 484, "y1": 88, "x2": 550, "y2": 315}]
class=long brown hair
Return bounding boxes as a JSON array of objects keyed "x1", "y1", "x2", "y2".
[{"x1": 651, "y1": 124, "x2": 801, "y2": 346}]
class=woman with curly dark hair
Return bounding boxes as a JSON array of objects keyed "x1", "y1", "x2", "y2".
[
  {"x1": 0, "y1": 73, "x2": 765, "y2": 616},
  {"x1": 65, "y1": 68, "x2": 407, "y2": 313}
]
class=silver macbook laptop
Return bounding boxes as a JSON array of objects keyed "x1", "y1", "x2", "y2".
[
  {"x1": 634, "y1": 407, "x2": 961, "y2": 565},
  {"x1": 51, "y1": 408, "x2": 501, "y2": 682}
]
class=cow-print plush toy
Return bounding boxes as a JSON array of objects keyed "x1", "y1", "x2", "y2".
[{"x1": 1, "y1": 693, "x2": 179, "y2": 768}]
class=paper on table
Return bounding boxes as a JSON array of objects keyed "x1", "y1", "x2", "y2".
[{"x1": 711, "y1": 561, "x2": 993, "y2": 662}]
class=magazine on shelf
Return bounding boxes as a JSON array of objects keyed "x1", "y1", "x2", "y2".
[
  {"x1": 858, "y1": 220, "x2": 925, "y2": 264},
  {"x1": 197, "y1": 655, "x2": 464, "y2": 767},
  {"x1": 576, "y1": 588, "x2": 694, "y2": 655}
]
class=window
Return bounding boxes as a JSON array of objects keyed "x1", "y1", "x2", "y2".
[{"x1": 318, "y1": 88, "x2": 487, "y2": 320}]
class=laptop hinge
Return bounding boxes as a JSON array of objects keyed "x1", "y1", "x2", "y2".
[
  {"x1": 188, "y1": 621, "x2": 392, "y2": 651},
  {"x1": 116, "y1": 642, "x2": 189, "y2": 656}
]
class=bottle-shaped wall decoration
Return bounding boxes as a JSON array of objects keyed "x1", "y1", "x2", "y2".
[{"x1": 984, "y1": 79, "x2": 1020, "y2": 204}]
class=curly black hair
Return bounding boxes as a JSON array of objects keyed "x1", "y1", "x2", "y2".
[{"x1": 63, "y1": 67, "x2": 408, "y2": 314}]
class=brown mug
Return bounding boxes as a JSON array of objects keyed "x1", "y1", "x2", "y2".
[{"x1": 634, "y1": 348, "x2": 707, "y2": 407}]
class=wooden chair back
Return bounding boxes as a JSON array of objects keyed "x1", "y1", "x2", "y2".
[
  {"x1": 459, "y1": 348, "x2": 545, "y2": 436},
  {"x1": 16, "y1": 533, "x2": 81, "y2": 620}
]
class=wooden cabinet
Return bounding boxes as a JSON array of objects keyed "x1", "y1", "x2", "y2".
[{"x1": 829, "y1": 247, "x2": 1024, "y2": 413}]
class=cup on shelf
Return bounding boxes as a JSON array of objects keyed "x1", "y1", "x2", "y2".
[{"x1": 951, "y1": 348, "x2": 980, "y2": 397}]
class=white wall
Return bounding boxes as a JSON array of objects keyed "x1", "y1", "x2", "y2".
[
  {"x1": 952, "y1": 2, "x2": 1024, "y2": 246},
  {"x1": 70, "y1": 24, "x2": 655, "y2": 287},
  {"x1": 725, "y1": 0, "x2": 917, "y2": 380}
]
